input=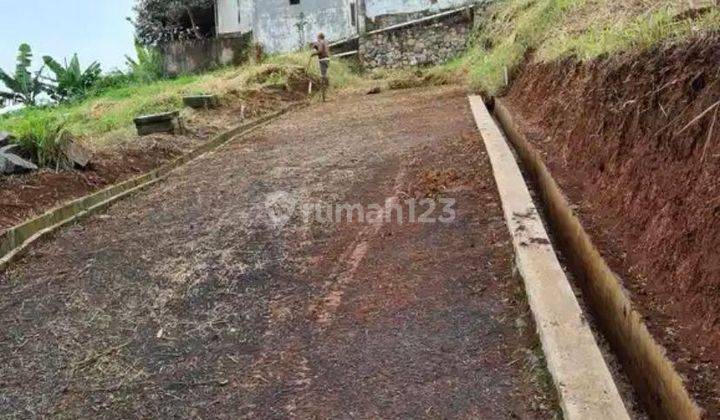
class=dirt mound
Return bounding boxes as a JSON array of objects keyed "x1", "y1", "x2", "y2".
[
  {"x1": 505, "y1": 34, "x2": 720, "y2": 413},
  {"x1": 246, "y1": 64, "x2": 320, "y2": 96}
]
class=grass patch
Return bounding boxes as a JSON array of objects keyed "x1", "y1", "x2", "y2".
[
  {"x1": 5, "y1": 110, "x2": 71, "y2": 167},
  {"x1": 539, "y1": 6, "x2": 720, "y2": 61},
  {"x1": 461, "y1": 0, "x2": 582, "y2": 94},
  {"x1": 457, "y1": 0, "x2": 719, "y2": 95},
  {"x1": 0, "y1": 74, "x2": 202, "y2": 143}
]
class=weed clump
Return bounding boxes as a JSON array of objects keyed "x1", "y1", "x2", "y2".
[{"x1": 8, "y1": 110, "x2": 75, "y2": 168}]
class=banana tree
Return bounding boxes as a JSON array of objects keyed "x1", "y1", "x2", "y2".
[
  {"x1": 43, "y1": 54, "x2": 102, "y2": 102},
  {"x1": 0, "y1": 44, "x2": 47, "y2": 106}
]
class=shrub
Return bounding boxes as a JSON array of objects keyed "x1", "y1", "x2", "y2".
[
  {"x1": 0, "y1": 44, "x2": 48, "y2": 106},
  {"x1": 125, "y1": 41, "x2": 165, "y2": 83}
]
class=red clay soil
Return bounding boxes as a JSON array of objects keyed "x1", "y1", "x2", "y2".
[
  {"x1": 0, "y1": 137, "x2": 202, "y2": 232},
  {"x1": 504, "y1": 34, "x2": 720, "y2": 415},
  {"x1": 0, "y1": 87, "x2": 558, "y2": 417}
]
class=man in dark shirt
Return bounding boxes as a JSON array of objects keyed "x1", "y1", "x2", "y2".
[{"x1": 311, "y1": 33, "x2": 330, "y2": 101}]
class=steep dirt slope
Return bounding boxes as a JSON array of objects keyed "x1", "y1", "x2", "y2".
[{"x1": 505, "y1": 34, "x2": 720, "y2": 414}]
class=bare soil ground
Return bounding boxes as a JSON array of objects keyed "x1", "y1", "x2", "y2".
[
  {"x1": 0, "y1": 86, "x2": 557, "y2": 418},
  {"x1": 505, "y1": 34, "x2": 720, "y2": 415}
]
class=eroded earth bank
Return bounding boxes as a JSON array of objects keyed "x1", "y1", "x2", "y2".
[{"x1": 504, "y1": 34, "x2": 720, "y2": 414}]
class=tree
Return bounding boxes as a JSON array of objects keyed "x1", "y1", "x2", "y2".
[
  {"x1": 130, "y1": 0, "x2": 214, "y2": 46},
  {"x1": 0, "y1": 44, "x2": 48, "y2": 106},
  {"x1": 42, "y1": 54, "x2": 102, "y2": 102}
]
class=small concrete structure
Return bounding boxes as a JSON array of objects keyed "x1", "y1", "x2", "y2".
[
  {"x1": 183, "y1": 95, "x2": 220, "y2": 109},
  {"x1": 0, "y1": 145, "x2": 38, "y2": 175},
  {"x1": 0, "y1": 131, "x2": 13, "y2": 147},
  {"x1": 134, "y1": 111, "x2": 182, "y2": 136}
]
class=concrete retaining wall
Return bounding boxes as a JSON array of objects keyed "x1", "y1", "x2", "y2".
[
  {"x1": 365, "y1": 0, "x2": 472, "y2": 18},
  {"x1": 162, "y1": 34, "x2": 251, "y2": 76}
]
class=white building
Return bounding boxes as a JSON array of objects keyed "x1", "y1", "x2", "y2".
[{"x1": 215, "y1": 0, "x2": 475, "y2": 53}]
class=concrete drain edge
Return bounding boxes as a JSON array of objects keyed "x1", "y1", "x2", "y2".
[
  {"x1": 469, "y1": 96, "x2": 630, "y2": 420},
  {"x1": 486, "y1": 97, "x2": 702, "y2": 420}
]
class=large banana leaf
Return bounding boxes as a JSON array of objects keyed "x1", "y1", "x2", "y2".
[
  {"x1": 43, "y1": 54, "x2": 101, "y2": 101},
  {"x1": 0, "y1": 44, "x2": 46, "y2": 105}
]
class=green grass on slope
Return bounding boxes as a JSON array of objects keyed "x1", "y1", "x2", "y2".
[
  {"x1": 458, "y1": 0, "x2": 720, "y2": 95},
  {"x1": 539, "y1": 6, "x2": 720, "y2": 61},
  {"x1": 464, "y1": 0, "x2": 582, "y2": 95},
  {"x1": 0, "y1": 51, "x2": 361, "y2": 161}
]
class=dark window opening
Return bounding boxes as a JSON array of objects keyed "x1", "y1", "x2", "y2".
[
  {"x1": 350, "y1": 2, "x2": 357, "y2": 26},
  {"x1": 290, "y1": 0, "x2": 300, "y2": 5},
  {"x1": 182, "y1": 5, "x2": 216, "y2": 38}
]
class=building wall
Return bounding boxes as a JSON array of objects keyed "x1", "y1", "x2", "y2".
[
  {"x1": 253, "y1": 0, "x2": 356, "y2": 53},
  {"x1": 216, "y1": 0, "x2": 242, "y2": 34},
  {"x1": 365, "y1": 0, "x2": 472, "y2": 19},
  {"x1": 238, "y1": 0, "x2": 255, "y2": 33},
  {"x1": 162, "y1": 34, "x2": 251, "y2": 75},
  {"x1": 215, "y1": 0, "x2": 475, "y2": 53}
]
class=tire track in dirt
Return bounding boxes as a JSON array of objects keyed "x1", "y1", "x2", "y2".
[{"x1": 308, "y1": 168, "x2": 406, "y2": 326}]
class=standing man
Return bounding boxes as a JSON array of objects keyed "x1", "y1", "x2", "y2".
[{"x1": 311, "y1": 33, "x2": 330, "y2": 102}]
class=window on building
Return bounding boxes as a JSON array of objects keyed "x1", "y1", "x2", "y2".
[
  {"x1": 350, "y1": 2, "x2": 357, "y2": 26},
  {"x1": 290, "y1": 0, "x2": 300, "y2": 5}
]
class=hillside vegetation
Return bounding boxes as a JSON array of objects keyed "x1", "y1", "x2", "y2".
[
  {"x1": 0, "y1": 52, "x2": 363, "y2": 155},
  {"x1": 4, "y1": 0, "x2": 719, "y2": 162},
  {"x1": 450, "y1": 0, "x2": 720, "y2": 94}
]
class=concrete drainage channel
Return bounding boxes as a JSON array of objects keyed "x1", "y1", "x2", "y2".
[
  {"x1": 470, "y1": 95, "x2": 702, "y2": 420},
  {"x1": 0, "y1": 106, "x2": 298, "y2": 272},
  {"x1": 469, "y1": 97, "x2": 629, "y2": 419}
]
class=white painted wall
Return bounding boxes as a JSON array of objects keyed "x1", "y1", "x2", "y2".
[
  {"x1": 365, "y1": 0, "x2": 472, "y2": 18},
  {"x1": 238, "y1": 0, "x2": 255, "y2": 33},
  {"x1": 216, "y1": 0, "x2": 474, "y2": 53},
  {"x1": 216, "y1": 0, "x2": 242, "y2": 34},
  {"x1": 253, "y1": 0, "x2": 356, "y2": 53}
]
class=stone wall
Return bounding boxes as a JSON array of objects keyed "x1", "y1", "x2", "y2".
[
  {"x1": 359, "y1": 12, "x2": 472, "y2": 68},
  {"x1": 162, "y1": 34, "x2": 251, "y2": 76},
  {"x1": 365, "y1": 10, "x2": 427, "y2": 31}
]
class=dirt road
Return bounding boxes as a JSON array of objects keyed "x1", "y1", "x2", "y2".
[{"x1": 0, "y1": 87, "x2": 557, "y2": 418}]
